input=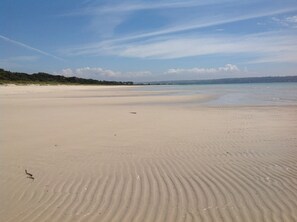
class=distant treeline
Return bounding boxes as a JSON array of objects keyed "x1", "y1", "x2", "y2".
[
  {"x1": 142, "y1": 76, "x2": 297, "y2": 85},
  {"x1": 0, "y1": 68, "x2": 133, "y2": 85}
]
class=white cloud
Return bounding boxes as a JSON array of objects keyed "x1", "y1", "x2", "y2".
[
  {"x1": 76, "y1": 67, "x2": 120, "y2": 78},
  {"x1": 55, "y1": 65, "x2": 243, "y2": 82},
  {"x1": 166, "y1": 64, "x2": 240, "y2": 75},
  {"x1": 55, "y1": 67, "x2": 151, "y2": 80},
  {"x1": 57, "y1": 67, "x2": 120, "y2": 78}
]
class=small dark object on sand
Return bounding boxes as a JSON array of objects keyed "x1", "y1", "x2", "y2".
[
  {"x1": 130, "y1": 112, "x2": 137, "y2": 114},
  {"x1": 25, "y1": 169, "x2": 34, "y2": 180}
]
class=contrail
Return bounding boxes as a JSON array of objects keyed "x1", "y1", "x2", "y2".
[{"x1": 0, "y1": 34, "x2": 65, "y2": 61}]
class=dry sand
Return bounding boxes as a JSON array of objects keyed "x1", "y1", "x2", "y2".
[{"x1": 0, "y1": 85, "x2": 297, "y2": 222}]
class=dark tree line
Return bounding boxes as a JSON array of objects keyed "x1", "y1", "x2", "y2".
[{"x1": 0, "y1": 69, "x2": 133, "y2": 85}]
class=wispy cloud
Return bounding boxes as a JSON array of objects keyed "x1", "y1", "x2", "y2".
[
  {"x1": 64, "y1": 32, "x2": 297, "y2": 64},
  {"x1": 65, "y1": 0, "x2": 229, "y2": 16},
  {"x1": 272, "y1": 15, "x2": 297, "y2": 28},
  {"x1": 110, "y1": 6, "x2": 297, "y2": 42},
  {"x1": 63, "y1": 0, "x2": 231, "y2": 37},
  {"x1": 64, "y1": 0, "x2": 292, "y2": 42},
  {"x1": 63, "y1": 5, "x2": 297, "y2": 57},
  {"x1": 55, "y1": 67, "x2": 151, "y2": 80},
  {"x1": 0, "y1": 34, "x2": 64, "y2": 61},
  {"x1": 286, "y1": 15, "x2": 297, "y2": 24}
]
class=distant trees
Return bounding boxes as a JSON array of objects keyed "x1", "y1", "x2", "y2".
[{"x1": 0, "y1": 69, "x2": 133, "y2": 85}]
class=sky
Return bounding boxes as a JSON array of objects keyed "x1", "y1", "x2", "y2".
[{"x1": 1, "y1": 0, "x2": 297, "y2": 82}]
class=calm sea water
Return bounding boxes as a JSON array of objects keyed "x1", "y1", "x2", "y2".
[{"x1": 135, "y1": 83, "x2": 297, "y2": 106}]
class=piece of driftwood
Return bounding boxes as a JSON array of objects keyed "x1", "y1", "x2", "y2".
[{"x1": 130, "y1": 112, "x2": 137, "y2": 114}]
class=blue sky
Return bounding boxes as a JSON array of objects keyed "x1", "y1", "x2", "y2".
[{"x1": 1, "y1": 0, "x2": 297, "y2": 81}]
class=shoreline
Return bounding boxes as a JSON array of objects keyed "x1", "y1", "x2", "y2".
[{"x1": 1, "y1": 84, "x2": 296, "y2": 108}]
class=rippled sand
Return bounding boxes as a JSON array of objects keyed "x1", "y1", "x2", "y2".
[{"x1": 1, "y1": 85, "x2": 297, "y2": 222}]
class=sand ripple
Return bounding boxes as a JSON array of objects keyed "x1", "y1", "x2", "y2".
[{"x1": 1, "y1": 86, "x2": 297, "y2": 222}]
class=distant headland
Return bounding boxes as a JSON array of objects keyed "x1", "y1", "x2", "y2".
[{"x1": 141, "y1": 75, "x2": 297, "y2": 85}]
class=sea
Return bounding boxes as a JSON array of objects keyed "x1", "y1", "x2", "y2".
[{"x1": 134, "y1": 82, "x2": 297, "y2": 106}]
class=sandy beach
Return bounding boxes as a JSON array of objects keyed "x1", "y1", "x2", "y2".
[{"x1": 1, "y1": 85, "x2": 297, "y2": 222}]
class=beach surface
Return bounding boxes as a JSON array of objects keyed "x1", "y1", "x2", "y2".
[{"x1": 1, "y1": 85, "x2": 297, "y2": 222}]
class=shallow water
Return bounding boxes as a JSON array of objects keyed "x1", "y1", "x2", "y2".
[{"x1": 134, "y1": 83, "x2": 297, "y2": 106}]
